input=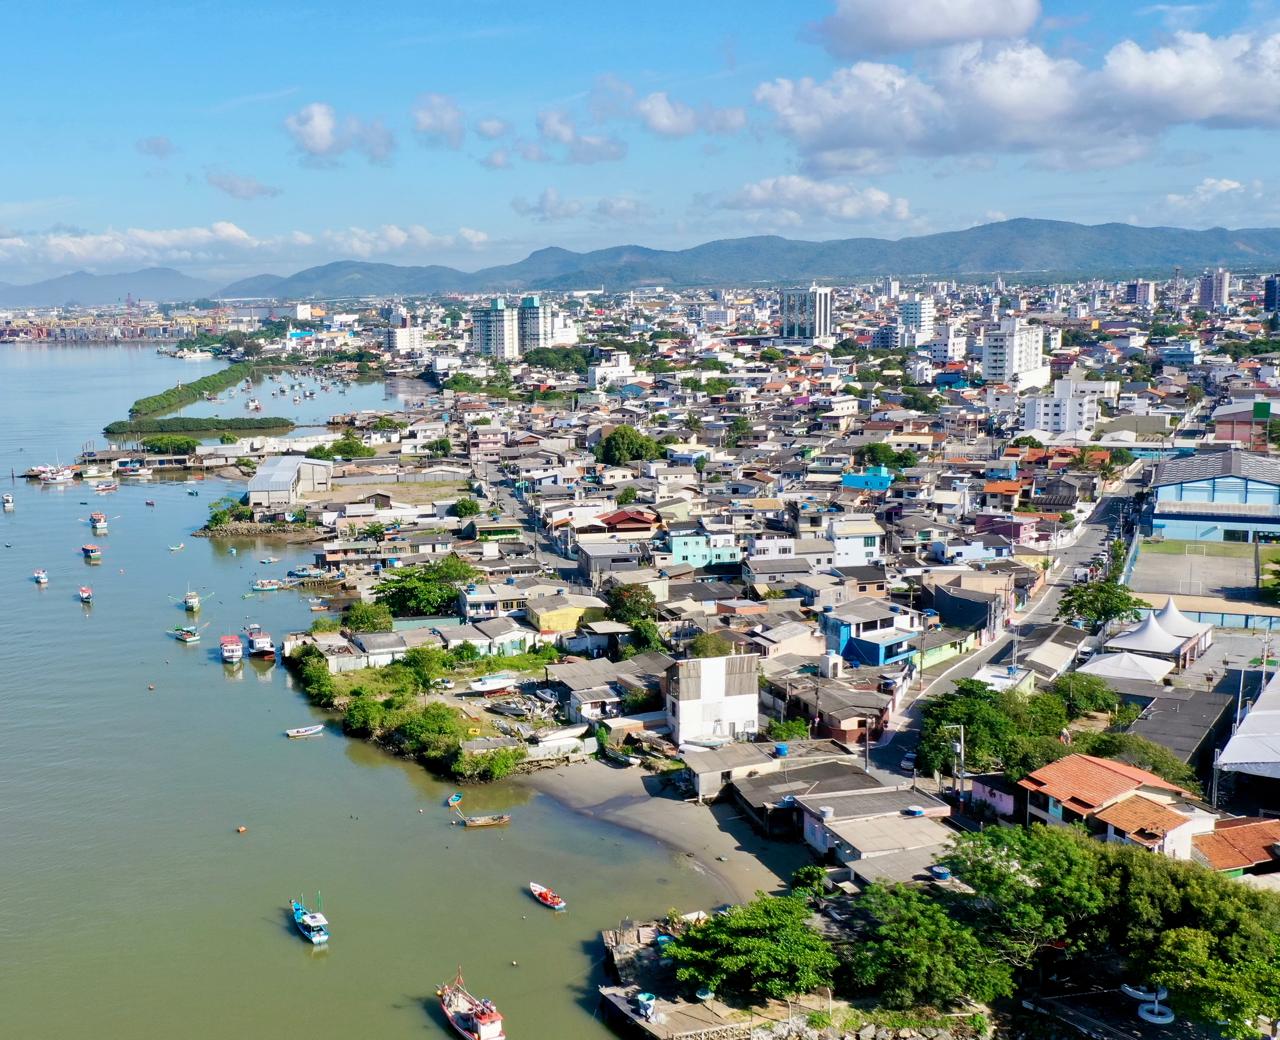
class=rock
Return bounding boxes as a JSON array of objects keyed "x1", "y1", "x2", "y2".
[
  {"x1": 859, "y1": 1027, "x2": 877, "y2": 1040},
  {"x1": 899, "y1": 1031, "x2": 914, "y2": 1038}
]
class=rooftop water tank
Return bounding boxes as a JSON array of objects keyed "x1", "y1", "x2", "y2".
[
  {"x1": 819, "y1": 806, "x2": 835, "y2": 820},
  {"x1": 930, "y1": 865, "x2": 952, "y2": 881},
  {"x1": 775, "y1": 743, "x2": 789, "y2": 758}
]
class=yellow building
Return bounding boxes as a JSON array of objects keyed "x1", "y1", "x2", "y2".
[{"x1": 526, "y1": 593, "x2": 608, "y2": 634}]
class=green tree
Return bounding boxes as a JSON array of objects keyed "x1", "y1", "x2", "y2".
[
  {"x1": 1150, "y1": 927, "x2": 1280, "y2": 1040},
  {"x1": 615, "y1": 485, "x2": 638, "y2": 506},
  {"x1": 666, "y1": 893, "x2": 838, "y2": 1002},
  {"x1": 724, "y1": 416, "x2": 751, "y2": 449},
  {"x1": 358, "y1": 521, "x2": 386, "y2": 541},
  {"x1": 846, "y1": 884, "x2": 1014, "y2": 1008},
  {"x1": 1054, "y1": 581, "x2": 1145, "y2": 629},
  {"x1": 390, "y1": 701, "x2": 467, "y2": 762},
  {"x1": 451, "y1": 497, "x2": 481, "y2": 518},
  {"x1": 141, "y1": 434, "x2": 200, "y2": 455},
  {"x1": 605, "y1": 583, "x2": 657, "y2": 624},
  {"x1": 374, "y1": 556, "x2": 478, "y2": 617},
  {"x1": 1011, "y1": 435, "x2": 1045, "y2": 449},
  {"x1": 767, "y1": 717, "x2": 811, "y2": 742},
  {"x1": 624, "y1": 617, "x2": 665, "y2": 655},
  {"x1": 344, "y1": 600, "x2": 394, "y2": 632},
  {"x1": 688, "y1": 632, "x2": 733, "y2": 658},
  {"x1": 918, "y1": 679, "x2": 1018, "y2": 775},
  {"x1": 425, "y1": 437, "x2": 452, "y2": 457},
  {"x1": 760, "y1": 347, "x2": 783, "y2": 362},
  {"x1": 343, "y1": 696, "x2": 387, "y2": 736},
  {"x1": 790, "y1": 864, "x2": 827, "y2": 895},
  {"x1": 597, "y1": 424, "x2": 663, "y2": 465},
  {"x1": 1050, "y1": 674, "x2": 1118, "y2": 718}
]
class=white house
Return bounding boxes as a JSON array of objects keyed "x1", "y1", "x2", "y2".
[{"x1": 665, "y1": 653, "x2": 760, "y2": 744}]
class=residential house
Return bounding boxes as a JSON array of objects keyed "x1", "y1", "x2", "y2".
[{"x1": 664, "y1": 653, "x2": 761, "y2": 744}]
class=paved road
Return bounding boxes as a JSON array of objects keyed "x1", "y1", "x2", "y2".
[
  {"x1": 483, "y1": 463, "x2": 579, "y2": 575},
  {"x1": 867, "y1": 482, "x2": 1141, "y2": 774}
]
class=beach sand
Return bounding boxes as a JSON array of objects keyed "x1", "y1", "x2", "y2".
[{"x1": 515, "y1": 760, "x2": 811, "y2": 904}]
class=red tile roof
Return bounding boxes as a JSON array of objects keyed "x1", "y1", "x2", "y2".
[
  {"x1": 1018, "y1": 754, "x2": 1191, "y2": 815},
  {"x1": 1193, "y1": 818, "x2": 1280, "y2": 871},
  {"x1": 1092, "y1": 795, "x2": 1190, "y2": 846}
]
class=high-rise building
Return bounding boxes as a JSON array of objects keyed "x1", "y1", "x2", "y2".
[
  {"x1": 981, "y1": 317, "x2": 1049, "y2": 389},
  {"x1": 1264, "y1": 274, "x2": 1280, "y2": 313},
  {"x1": 517, "y1": 295, "x2": 554, "y2": 353},
  {"x1": 779, "y1": 284, "x2": 833, "y2": 342},
  {"x1": 1126, "y1": 279, "x2": 1157, "y2": 308},
  {"x1": 470, "y1": 298, "x2": 520, "y2": 360},
  {"x1": 1198, "y1": 268, "x2": 1231, "y2": 309},
  {"x1": 898, "y1": 294, "x2": 936, "y2": 339},
  {"x1": 880, "y1": 276, "x2": 900, "y2": 299},
  {"x1": 925, "y1": 323, "x2": 966, "y2": 364}
]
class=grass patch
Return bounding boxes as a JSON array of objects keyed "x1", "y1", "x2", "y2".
[{"x1": 1141, "y1": 538, "x2": 1265, "y2": 559}]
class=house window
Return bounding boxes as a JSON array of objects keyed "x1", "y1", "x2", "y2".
[{"x1": 863, "y1": 536, "x2": 877, "y2": 547}]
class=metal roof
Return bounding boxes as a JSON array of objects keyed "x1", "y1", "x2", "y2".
[{"x1": 1152, "y1": 450, "x2": 1280, "y2": 488}]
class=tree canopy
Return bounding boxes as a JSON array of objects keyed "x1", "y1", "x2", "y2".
[
  {"x1": 688, "y1": 632, "x2": 733, "y2": 658},
  {"x1": 1054, "y1": 581, "x2": 1145, "y2": 629},
  {"x1": 597, "y1": 424, "x2": 663, "y2": 465},
  {"x1": 605, "y1": 583, "x2": 657, "y2": 624},
  {"x1": 373, "y1": 556, "x2": 478, "y2": 617}
]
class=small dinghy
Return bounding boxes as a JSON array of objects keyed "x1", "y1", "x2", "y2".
[
  {"x1": 285, "y1": 725, "x2": 324, "y2": 738},
  {"x1": 529, "y1": 882, "x2": 566, "y2": 911}
]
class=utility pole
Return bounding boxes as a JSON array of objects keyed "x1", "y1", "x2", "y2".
[{"x1": 944, "y1": 722, "x2": 966, "y2": 799}]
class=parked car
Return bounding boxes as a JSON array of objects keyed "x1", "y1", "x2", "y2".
[
  {"x1": 900, "y1": 749, "x2": 918, "y2": 772},
  {"x1": 1076, "y1": 645, "x2": 1097, "y2": 663},
  {"x1": 433, "y1": 678, "x2": 456, "y2": 690}
]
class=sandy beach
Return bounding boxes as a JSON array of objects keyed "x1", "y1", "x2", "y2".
[{"x1": 515, "y1": 759, "x2": 811, "y2": 904}]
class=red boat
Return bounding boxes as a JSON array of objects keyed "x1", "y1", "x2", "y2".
[
  {"x1": 439, "y1": 969, "x2": 506, "y2": 1040},
  {"x1": 529, "y1": 882, "x2": 566, "y2": 911}
]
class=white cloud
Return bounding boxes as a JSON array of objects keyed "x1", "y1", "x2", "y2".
[
  {"x1": 411, "y1": 93, "x2": 465, "y2": 148},
  {"x1": 721, "y1": 175, "x2": 910, "y2": 224},
  {"x1": 511, "y1": 187, "x2": 583, "y2": 222},
  {"x1": 1165, "y1": 177, "x2": 1245, "y2": 207},
  {"x1": 284, "y1": 102, "x2": 395, "y2": 164},
  {"x1": 592, "y1": 196, "x2": 654, "y2": 223},
  {"x1": 206, "y1": 170, "x2": 281, "y2": 200},
  {"x1": 480, "y1": 148, "x2": 511, "y2": 169},
  {"x1": 322, "y1": 224, "x2": 453, "y2": 257},
  {"x1": 474, "y1": 117, "x2": 510, "y2": 140},
  {"x1": 135, "y1": 135, "x2": 175, "y2": 159},
  {"x1": 535, "y1": 110, "x2": 627, "y2": 164},
  {"x1": 457, "y1": 227, "x2": 489, "y2": 246},
  {"x1": 635, "y1": 91, "x2": 747, "y2": 138},
  {"x1": 812, "y1": 0, "x2": 1041, "y2": 58},
  {"x1": 0, "y1": 221, "x2": 263, "y2": 267}
]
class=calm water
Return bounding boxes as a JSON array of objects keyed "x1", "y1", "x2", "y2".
[{"x1": 0, "y1": 345, "x2": 721, "y2": 1038}]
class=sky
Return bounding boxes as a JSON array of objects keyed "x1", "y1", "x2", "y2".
[{"x1": 3, "y1": 0, "x2": 1280, "y2": 284}]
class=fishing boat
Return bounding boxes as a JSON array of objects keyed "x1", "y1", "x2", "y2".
[
  {"x1": 39, "y1": 467, "x2": 76, "y2": 485},
  {"x1": 93, "y1": 481, "x2": 119, "y2": 493},
  {"x1": 89, "y1": 512, "x2": 109, "y2": 532},
  {"x1": 259, "y1": 556, "x2": 280, "y2": 564},
  {"x1": 468, "y1": 673, "x2": 518, "y2": 695},
  {"x1": 288, "y1": 898, "x2": 330, "y2": 945},
  {"x1": 2, "y1": 493, "x2": 13, "y2": 510},
  {"x1": 169, "y1": 542, "x2": 184, "y2": 552},
  {"x1": 186, "y1": 489, "x2": 199, "y2": 497},
  {"x1": 438, "y1": 969, "x2": 506, "y2": 1040},
  {"x1": 128, "y1": 467, "x2": 153, "y2": 479},
  {"x1": 456, "y1": 810, "x2": 511, "y2": 828},
  {"x1": 244, "y1": 625, "x2": 276, "y2": 657},
  {"x1": 246, "y1": 398, "x2": 262, "y2": 410},
  {"x1": 529, "y1": 882, "x2": 567, "y2": 912},
  {"x1": 81, "y1": 544, "x2": 102, "y2": 561},
  {"x1": 486, "y1": 700, "x2": 529, "y2": 719},
  {"x1": 251, "y1": 578, "x2": 287, "y2": 592},
  {"x1": 145, "y1": 499, "x2": 156, "y2": 507},
  {"x1": 79, "y1": 586, "x2": 93, "y2": 604},
  {"x1": 172, "y1": 624, "x2": 201, "y2": 644},
  {"x1": 446, "y1": 792, "x2": 463, "y2": 807},
  {"x1": 285, "y1": 725, "x2": 324, "y2": 738},
  {"x1": 286, "y1": 565, "x2": 323, "y2": 579},
  {"x1": 219, "y1": 635, "x2": 243, "y2": 663},
  {"x1": 33, "y1": 569, "x2": 48, "y2": 585},
  {"x1": 308, "y1": 597, "x2": 330, "y2": 612},
  {"x1": 183, "y1": 589, "x2": 201, "y2": 612}
]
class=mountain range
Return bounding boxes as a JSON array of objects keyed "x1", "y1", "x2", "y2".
[{"x1": 5, "y1": 219, "x2": 1280, "y2": 306}]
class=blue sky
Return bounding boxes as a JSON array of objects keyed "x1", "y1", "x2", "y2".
[{"x1": 3, "y1": 0, "x2": 1280, "y2": 283}]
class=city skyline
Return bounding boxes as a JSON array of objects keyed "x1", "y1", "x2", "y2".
[{"x1": 5, "y1": 0, "x2": 1280, "y2": 281}]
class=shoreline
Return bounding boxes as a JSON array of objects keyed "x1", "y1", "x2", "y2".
[{"x1": 512, "y1": 759, "x2": 810, "y2": 905}]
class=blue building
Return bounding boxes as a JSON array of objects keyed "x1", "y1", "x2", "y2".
[
  {"x1": 1146, "y1": 451, "x2": 1280, "y2": 543},
  {"x1": 841, "y1": 465, "x2": 894, "y2": 491},
  {"x1": 820, "y1": 598, "x2": 920, "y2": 667}
]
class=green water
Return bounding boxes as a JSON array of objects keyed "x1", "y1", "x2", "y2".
[{"x1": 0, "y1": 345, "x2": 722, "y2": 1038}]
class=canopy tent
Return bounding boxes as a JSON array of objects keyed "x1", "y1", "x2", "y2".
[
  {"x1": 1152, "y1": 597, "x2": 1213, "y2": 647},
  {"x1": 1218, "y1": 670, "x2": 1280, "y2": 780},
  {"x1": 1105, "y1": 613, "x2": 1184, "y2": 656},
  {"x1": 1077, "y1": 651, "x2": 1175, "y2": 684}
]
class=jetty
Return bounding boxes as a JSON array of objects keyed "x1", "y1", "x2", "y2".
[{"x1": 599, "y1": 921, "x2": 752, "y2": 1040}]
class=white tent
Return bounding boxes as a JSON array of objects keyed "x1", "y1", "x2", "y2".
[
  {"x1": 1219, "y1": 670, "x2": 1280, "y2": 780},
  {"x1": 1152, "y1": 598, "x2": 1213, "y2": 641},
  {"x1": 1105, "y1": 613, "x2": 1184, "y2": 656},
  {"x1": 1077, "y1": 652, "x2": 1175, "y2": 683}
]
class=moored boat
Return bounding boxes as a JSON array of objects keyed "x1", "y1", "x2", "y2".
[
  {"x1": 244, "y1": 624, "x2": 276, "y2": 657},
  {"x1": 81, "y1": 544, "x2": 102, "y2": 560},
  {"x1": 3, "y1": 493, "x2": 15, "y2": 510},
  {"x1": 285, "y1": 725, "x2": 324, "y2": 738},
  {"x1": 79, "y1": 586, "x2": 93, "y2": 603},
  {"x1": 251, "y1": 578, "x2": 287, "y2": 592},
  {"x1": 529, "y1": 882, "x2": 566, "y2": 911},
  {"x1": 439, "y1": 969, "x2": 506, "y2": 1040},
  {"x1": 457, "y1": 811, "x2": 511, "y2": 828},
  {"x1": 183, "y1": 589, "x2": 200, "y2": 612},
  {"x1": 172, "y1": 624, "x2": 201, "y2": 643},
  {"x1": 446, "y1": 792, "x2": 463, "y2": 807},
  {"x1": 288, "y1": 896, "x2": 329, "y2": 945},
  {"x1": 33, "y1": 569, "x2": 48, "y2": 585},
  {"x1": 468, "y1": 673, "x2": 517, "y2": 695},
  {"x1": 39, "y1": 466, "x2": 76, "y2": 485},
  {"x1": 93, "y1": 481, "x2": 119, "y2": 494},
  {"x1": 220, "y1": 635, "x2": 243, "y2": 663}
]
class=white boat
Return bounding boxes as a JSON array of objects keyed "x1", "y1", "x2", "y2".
[
  {"x1": 469, "y1": 673, "x2": 518, "y2": 695},
  {"x1": 127, "y1": 467, "x2": 153, "y2": 479},
  {"x1": 219, "y1": 635, "x2": 243, "y2": 663},
  {"x1": 183, "y1": 589, "x2": 201, "y2": 612},
  {"x1": 2, "y1": 493, "x2": 13, "y2": 510},
  {"x1": 244, "y1": 624, "x2": 276, "y2": 657},
  {"x1": 174, "y1": 348, "x2": 214, "y2": 360},
  {"x1": 246, "y1": 398, "x2": 262, "y2": 411},
  {"x1": 79, "y1": 586, "x2": 94, "y2": 604},
  {"x1": 93, "y1": 482, "x2": 119, "y2": 494},
  {"x1": 39, "y1": 467, "x2": 76, "y2": 485},
  {"x1": 33, "y1": 569, "x2": 48, "y2": 585},
  {"x1": 285, "y1": 725, "x2": 324, "y2": 738}
]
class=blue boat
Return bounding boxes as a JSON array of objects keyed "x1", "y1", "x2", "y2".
[
  {"x1": 289, "y1": 897, "x2": 329, "y2": 945},
  {"x1": 447, "y1": 792, "x2": 463, "y2": 807}
]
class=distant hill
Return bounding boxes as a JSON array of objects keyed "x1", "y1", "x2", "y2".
[
  {"x1": 216, "y1": 219, "x2": 1280, "y2": 298},
  {"x1": 0, "y1": 267, "x2": 216, "y2": 308}
]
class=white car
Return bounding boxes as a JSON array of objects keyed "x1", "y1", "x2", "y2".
[
  {"x1": 433, "y1": 678, "x2": 456, "y2": 690},
  {"x1": 900, "y1": 750, "x2": 918, "y2": 772}
]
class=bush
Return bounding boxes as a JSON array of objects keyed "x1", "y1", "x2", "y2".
[
  {"x1": 343, "y1": 601, "x2": 394, "y2": 632},
  {"x1": 129, "y1": 362, "x2": 264, "y2": 417},
  {"x1": 767, "y1": 717, "x2": 811, "y2": 742},
  {"x1": 141, "y1": 434, "x2": 199, "y2": 455},
  {"x1": 343, "y1": 696, "x2": 387, "y2": 736},
  {"x1": 104, "y1": 416, "x2": 292, "y2": 435},
  {"x1": 450, "y1": 746, "x2": 526, "y2": 782}
]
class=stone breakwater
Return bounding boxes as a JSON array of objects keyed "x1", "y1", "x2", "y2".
[{"x1": 193, "y1": 521, "x2": 322, "y2": 542}]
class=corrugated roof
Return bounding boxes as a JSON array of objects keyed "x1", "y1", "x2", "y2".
[{"x1": 1152, "y1": 450, "x2": 1280, "y2": 488}]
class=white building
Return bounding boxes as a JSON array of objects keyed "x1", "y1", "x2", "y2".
[
  {"x1": 779, "y1": 284, "x2": 833, "y2": 343},
  {"x1": 665, "y1": 654, "x2": 760, "y2": 744},
  {"x1": 1021, "y1": 393, "x2": 1099, "y2": 435},
  {"x1": 702, "y1": 305, "x2": 736, "y2": 326},
  {"x1": 384, "y1": 326, "x2": 425, "y2": 352},
  {"x1": 1126, "y1": 279, "x2": 1157, "y2": 308},
  {"x1": 880, "y1": 276, "x2": 900, "y2": 299},
  {"x1": 898, "y1": 294, "x2": 935, "y2": 339},
  {"x1": 925, "y1": 322, "x2": 966, "y2": 363},
  {"x1": 586, "y1": 348, "x2": 636, "y2": 390},
  {"x1": 517, "y1": 295, "x2": 554, "y2": 352},
  {"x1": 827, "y1": 515, "x2": 885, "y2": 566},
  {"x1": 1053, "y1": 376, "x2": 1120, "y2": 405},
  {"x1": 471, "y1": 298, "x2": 520, "y2": 360},
  {"x1": 1199, "y1": 268, "x2": 1231, "y2": 310},
  {"x1": 981, "y1": 317, "x2": 1050, "y2": 389}
]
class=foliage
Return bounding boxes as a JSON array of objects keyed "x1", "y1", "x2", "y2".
[
  {"x1": 306, "y1": 435, "x2": 376, "y2": 460},
  {"x1": 342, "y1": 695, "x2": 387, "y2": 736},
  {"x1": 373, "y1": 555, "x2": 478, "y2": 617},
  {"x1": 918, "y1": 679, "x2": 1019, "y2": 775},
  {"x1": 343, "y1": 601, "x2": 394, "y2": 632},
  {"x1": 847, "y1": 884, "x2": 1014, "y2": 1008},
  {"x1": 205, "y1": 494, "x2": 253, "y2": 528},
  {"x1": 129, "y1": 362, "x2": 264, "y2": 417},
  {"x1": 688, "y1": 632, "x2": 732, "y2": 658},
  {"x1": 597, "y1": 424, "x2": 663, "y2": 465},
  {"x1": 288, "y1": 644, "x2": 338, "y2": 707},
  {"x1": 665, "y1": 893, "x2": 838, "y2": 1001},
  {"x1": 450, "y1": 746, "x2": 526, "y2": 782},
  {"x1": 104, "y1": 415, "x2": 292, "y2": 435},
  {"x1": 140, "y1": 434, "x2": 199, "y2": 455},
  {"x1": 358, "y1": 522, "x2": 386, "y2": 542},
  {"x1": 724, "y1": 416, "x2": 751, "y2": 448},
  {"x1": 897, "y1": 385, "x2": 940, "y2": 413},
  {"x1": 1054, "y1": 580, "x2": 1145, "y2": 629},
  {"x1": 450, "y1": 496, "x2": 480, "y2": 518},
  {"x1": 1150, "y1": 927, "x2": 1280, "y2": 1038},
  {"x1": 790, "y1": 865, "x2": 827, "y2": 895},
  {"x1": 1069, "y1": 731, "x2": 1200, "y2": 793},
  {"x1": 856, "y1": 443, "x2": 918, "y2": 469},
  {"x1": 605, "y1": 583, "x2": 657, "y2": 624},
  {"x1": 1011, "y1": 435, "x2": 1045, "y2": 449},
  {"x1": 625, "y1": 618, "x2": 665, "y2": 655},
  {"x1": 759, "y1": 347, "x2": 783, "y2": 362},
  {"x1": 309, "y1": 616, "x2": 342, "y2": 634},
  {"x1": 389, "y1": 701, "x2": 468, "y2": 763},
  {"x1": 767, "y1": 717, "x2": 811, "y2": 742},
  {"x1": 522, "y1": 345, "x2": 591, "y2": 373},
  {"x1": 615, "y1": 485, "x2": 638, "y2": 506},
  {"x1": 1049, "y1": 673, "x2": 1118, "y2": 717},
  {"x1": 422, "y1": 437, "x2": 452, "y2": 457},
  {"x1": 371, "y1": 415, "x2": 407, "y2": 431}
]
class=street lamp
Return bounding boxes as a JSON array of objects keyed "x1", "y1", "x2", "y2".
[{"x1": 942, "y1": 723, "x2": 966, "y2": 799}]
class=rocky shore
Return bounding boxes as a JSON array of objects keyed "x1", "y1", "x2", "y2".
[{"x1": 192, "y1": 521, "x2": 323, "y2": 542}]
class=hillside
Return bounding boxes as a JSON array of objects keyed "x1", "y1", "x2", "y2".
[
  {"x1": 0, "y1": 267, "x2": 217, "y2": 308},
  {"x1": 216, "y1": 219, "x2": 1280, "y2": 298}
]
